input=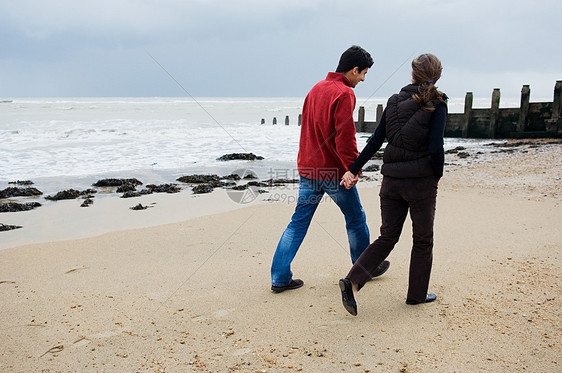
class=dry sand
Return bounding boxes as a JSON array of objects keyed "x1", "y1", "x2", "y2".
[{"x1": 0, "y1": 140, "x2": 560, "y2": 372}]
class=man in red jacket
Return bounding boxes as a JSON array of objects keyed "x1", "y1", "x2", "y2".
[{"x1": 271, "y1": 46, "x2": 390, "y2": 293}]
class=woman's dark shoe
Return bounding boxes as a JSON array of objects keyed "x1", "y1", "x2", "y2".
[
  {"x1": 370, "y1": 260, "x2": 390, "y2": 279},
  {"x1": 406, "y1": 293, "x2": 437, "y2": 305},
  {"x1": 271, "y1": 279, "x2": 304, "y2": 293},
  {"x1": 339, "y1": 279, "x2": 357, "y2": 316}
]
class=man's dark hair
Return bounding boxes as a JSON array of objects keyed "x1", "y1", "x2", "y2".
[{"x1": 335, "y1": 45, "x2": 374, "y2": 73}]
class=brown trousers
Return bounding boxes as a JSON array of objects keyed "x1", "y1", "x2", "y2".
[{"x1": 346, "y1": 175, "x2": 438, "y2": 303}]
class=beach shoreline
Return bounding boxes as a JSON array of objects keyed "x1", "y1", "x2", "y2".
[
  {"x1": 0, "y1": 140, "x2": 560, "y2": 372},
  {"x1": 2, "y1": 139, "x2": 559, "y2": 250}
]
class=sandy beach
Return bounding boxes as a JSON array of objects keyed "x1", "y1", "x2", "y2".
[{"x1": 0, "y1": 140, "x2": 560, "y2": 372}]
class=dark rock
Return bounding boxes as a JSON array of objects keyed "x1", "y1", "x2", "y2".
[
  {"x1": 457, "y1": 152, "x2": 470, "y2": 158},
  {"x1": 0, "y1": 202, "x2": 42, "y2": 213},
  {"x1": 231, "y1": 184, "x2": 248, "y2": 191},
  {"x1": 45, "y1": 189, "x2": 80, "y2": 201},
  {"x1": 145, "y1": 184, "x2": 181, "y2": 193},
  {"x1": 45, "y1": 189, "x2": 97, "y2": 201},
  {"x1": 260, "y1": 179, "x2": 299, "y2": 187},
  {"x1": 0, "y1": 187, "x2": 43, "y2": 199},
  {"x1": 0, "y1": 223, "x2": 22, "y2": 232},
  {"x1": 243, "y1": 174, "x2": 258, "y2": 180},
  {"x1": 221, "y1": 174, "x2": 242, "y2": 181},
  {"x1": 247, "y1": 181, "x2": 271, "y2": 188},
  {"x1": 491, "y1": 149, "x2": 515, "y2": 154},
  {"x1": 445, "y1": 146, "x2": 466, "y2": 154},
  {"x1": 363, "y1": 164, "x2": 380, "y2": 172},
  {"x1": 116, "y1": 184, "x2": 137, "y2": 193},
  {"x1": 8, "y1": 180, "x2": 34, "y2": 186},
  {"x1": 220, "y1": 181, "x2": 237, "y2": 188},
  {"x1": 121, "y1": 191, "x2": 142, "y2": 198},
  {"x1": 192, "y1": 184, "x2": 215, "y2": 194},
  {"x1": 216, "y1": 153, "x2": 264, "y2": 161},
  {"x1": 370, "y1": 151, "x2": 384, "y2": 160},
  {"x1": 177, "y1": 174, "x2": 220, "y2": 184},
  {"x1": 81, "y1": 198, "x2": 94, "y2": 207},
  {"x1": 92, "y1": 178, "x2": 143, "y2": 187},
  {"x1": 271, "y1": 178, "x2": 299, "y2": 184},
  {"x1": 130, "y1": 203, "x2": 150, "y2": 210},
  {"x1": 177, "y1": 175, "x2": 231, "y2": 190}
]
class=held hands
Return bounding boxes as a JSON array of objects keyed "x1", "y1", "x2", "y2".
[{"x1": 340, "y1": 171, "x2": 359, "y2": 189}]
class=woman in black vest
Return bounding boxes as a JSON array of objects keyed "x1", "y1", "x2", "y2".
[{"x1": 338, "y1": 53, "x2": 447, "y2": 315}]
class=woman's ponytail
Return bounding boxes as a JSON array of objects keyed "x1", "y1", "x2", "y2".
[{"x1": 411, "y1": 54, "x2": 444, "y2": 112}]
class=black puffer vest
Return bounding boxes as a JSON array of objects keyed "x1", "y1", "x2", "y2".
[{"x1": 381, "y1": 84, "x2": 445, "y2": 178}]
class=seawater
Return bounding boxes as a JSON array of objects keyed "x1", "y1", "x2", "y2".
[{"x1": 0, "y1": 97, "x2": 506, "y2": 194}]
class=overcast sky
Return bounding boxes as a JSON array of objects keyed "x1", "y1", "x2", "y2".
[{"x1": 1, "y1": 0, "x2": 560, "y2": 99}]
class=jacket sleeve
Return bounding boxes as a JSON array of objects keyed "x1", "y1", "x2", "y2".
[
  {"x1": 428, "y1": 104, "x2": 447, "y2": 179},
  {"x1": 333, "y1": 93, "x2": 359, "y2": 170},
  {"x1": 349, "y1": 109, "x2": 387, "y2": 175}
]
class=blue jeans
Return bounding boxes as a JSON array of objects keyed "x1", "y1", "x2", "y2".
[{"x1": 271, "y1": 176, "x2": 370, "y2": 286}]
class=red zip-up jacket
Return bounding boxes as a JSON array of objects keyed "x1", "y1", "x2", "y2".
[{"x1": 297, "y1": 72, "x2": 359, "y2": 180}]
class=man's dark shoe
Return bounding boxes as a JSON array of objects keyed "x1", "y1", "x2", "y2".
[
  {"x1": 271, "y1": 279, "x2": 304, "y2": 293},
  {"x1": 406, "y1": 293, "x2": 437, "y2": 305},
  {"x1": 370, "y1": 260, "x2": 390, "y2": 279},
  {"x1": 339, "y1": 279, "x2": 357, "y2": 316}
]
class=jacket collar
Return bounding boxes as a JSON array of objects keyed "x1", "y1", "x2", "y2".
[
  {"x1": 401, "y1": 83, "x2": 420, "y2": 93},
  {"x1": 326, "y1": 72, "x2": 352, "y2": 87}
]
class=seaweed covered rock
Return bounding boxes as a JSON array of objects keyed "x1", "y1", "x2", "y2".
[
  {"x1": 221, "y1": 174, "x2": 242, "y2": 181},
  {"x1": 177, "y1": 175, "x2": 220, "y2": 184},
  {"x1": 192, "y1": 184, "x2": 215, "y2": 194},
  {"x1": 0, "y1": 187, "x2": 43, "y2": 199},
  {"x1": 216, "y1": 153, "x2": 264, "y2": 161},
  {"x1": 364, "y1": 164, "x2": 380, "y2": 172},
  {"x1": 0, "y1": 223, "x2": 22, "y2": 232},
  {"x1": 268, "y1": 178, "x2": 299, "y2": 185},
  {"x1": 247, "y1": 181, "x2": 271, "y2": 188},
  {"x1": 116, "y1": 184, "x2": 138, "y2": 193},
  {"x1": 145, "y1": 184, "x2": 181, "y2": 193},
  {"x1": 445, "y1": 146, "x2": 467, "y2": 154},
  {"x1": 93, "y1": 178, "x2": 142, "y2": 187},
  {"x1": 0, "y1": 202, "x2": 42, "y2": 213},
  {"x1": 121, "y1": 191, "x2": 142, "y2": 198},
  {"x1": 45, "y1": 189, "x2": 97, "y2": 201},
  {"x1": 130, "y1": 203, "x2": 150, "y2": 210},
  {"x1": 8, "y1": 180, "x2": 34, "y2": 186},
  {"x1": 81, "y1": 198, "x2": 94, "y2": 207}
]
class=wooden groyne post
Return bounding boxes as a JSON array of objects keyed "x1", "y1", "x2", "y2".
[
  {"x1": 357, "y1": 106, "x2": 365, "y2": 131},
  {"x1": 462, "y1": 92, "x2": 473, "y2": 138},
  {"x1": 489, "y1": 88, "x2": 501, "y2": 139},
  {"x1": 547, "y1": 80, "x2": 561, "y2": 132},
  {"x1": 517, "y1": 85, "x2": 531, "y2": 133}
]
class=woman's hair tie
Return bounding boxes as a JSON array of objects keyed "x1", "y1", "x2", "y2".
[{"x1": 428, "y1": 81, "x2": 434, "y2": 85}]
